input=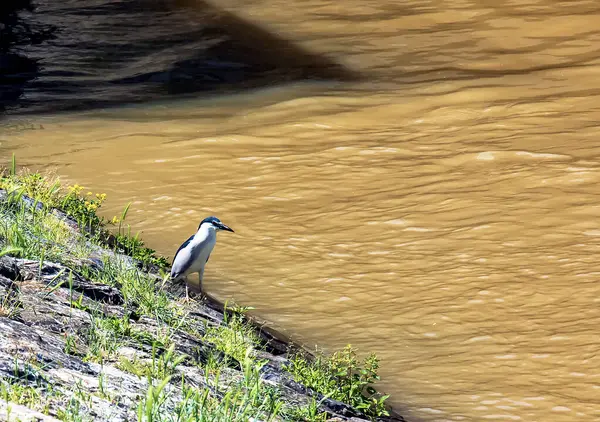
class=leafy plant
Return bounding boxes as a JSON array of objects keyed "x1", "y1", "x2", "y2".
[
  {"x1": 61, "y1": 184, "x2": 106, "y2": 233},
  {"x1": 286, "y1": 345, "x2": 390, "y2": 419},
  {"x1": 283, "y1": 395, "x2": 329, "y2": 422}
]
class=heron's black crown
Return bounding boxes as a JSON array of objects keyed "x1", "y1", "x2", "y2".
[{"x1": 198, "y1": 216, "x2": 222, "y2": 230}]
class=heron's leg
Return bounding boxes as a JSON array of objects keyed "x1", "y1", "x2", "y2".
[
  {"x1": 179, "y1": 275, "x2": 191, "y2": 303},
  {"x1": 198, "y1": 268, "x2": 205, "y2": 299}
]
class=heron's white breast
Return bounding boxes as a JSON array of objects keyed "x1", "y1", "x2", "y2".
[{"x1": 186, "y1": 228, "x2": 216, "y2": 273}]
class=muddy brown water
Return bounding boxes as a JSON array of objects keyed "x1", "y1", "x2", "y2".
[{"x1": 3, "y1": 0, "x2": 600, "y2": 420}]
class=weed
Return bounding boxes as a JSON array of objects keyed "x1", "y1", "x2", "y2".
[
  {"x1": 0, "y1": 195, "x2": 85, "y2": 264},
  {"x1": 83, "y1": 257, "x2": 179, "y2": 326},
  {"x1": 0, "y1": 284, "x2": 21, "y2": 319},
  {"x1": 64, "y1": 333, "x2": 79, "y2": 356},
  {"x1": 1, "y1": 355, "x2": 53, "y2": 414},
  {"x1": 109, "y1": 202, "x2": 168, "y2": 269},
  {"x1": 97, "y1": 373, "x2": 113, "y2": 402},
  {"x1": 137, "y1": 375, "x2": 172, "y2": 422},
  {"x1": 203, "y1": 307, "x2": 262, "y2": 363},
  {"x1": 0, "y1": 162, "x2": 168, "y2": 269},
  {"x1": 57, "y1": 395, "x2": 89, "y2": 422},
  {"x1": 136, "y1": 347, "x2": 283, "y2": 422},
  {"x1": 286, "y1": 345, "x2": 390, "y2": 419},
  {"x1": 119, "y1": 343, "x2": 187, "y2": 382},
  {"x1": 283, "y1": 395, "x2": 329, "y2": 422},
  {"x1": 84, "y1": 313, "x2": 124, "y2": 363},
  {"x1": 0, "y1": 380, "x2": 47, "y2": 413}
]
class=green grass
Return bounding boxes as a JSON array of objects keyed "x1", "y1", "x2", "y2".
[
  {"x1": 134, "y1": 347, "x2": 283, "y2": 422},
  {"x1": 84, "y1": 313, "x2": 127, "y2": 363},
  {"x1": 203, "y1": 308, "x2": 263, "y2": 363},
  {"x1": 1, "y1": 381, "x2": 58, "y2": 416},
  {"x1": 81, "y1": 257, "x2": 182, "y2": 326},
  {"x1": 0, "y1": 283, "x2": 22, "y2": 319},
  {"x1": 283, "y1": 395, "x2": 329, "y2": 422},
  {"x1": 118, "y1": 343, "x2": 187, "y2": 381},
  {"x1": 0, "y1": 355, "x2": 64, "y2": 417},
  {"x1": 0, "y1": 160, "x2": 392, "y2": 421},
  {"x1": 0, "y1": 190, "x2": 87, "y2": 264},
  {"x1": 0, "y1": 164, "x2": 168, "y2": 269}
]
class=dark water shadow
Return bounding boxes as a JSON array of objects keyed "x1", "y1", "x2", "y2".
[
  {"x1": 0, "y1": 0, "x2": 359, "y2": 116},
  {"x1": 0, "y1": 0, "x2": 55, "y2": 114}
]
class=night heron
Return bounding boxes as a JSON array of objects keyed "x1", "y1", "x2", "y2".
[{"x1": 171, "y1": 216, "x2": 234, "y2": 298}]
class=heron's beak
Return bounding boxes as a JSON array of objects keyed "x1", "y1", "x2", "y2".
[{"x1": 218, "y1": 223, "x2": 234, "y2": 233}]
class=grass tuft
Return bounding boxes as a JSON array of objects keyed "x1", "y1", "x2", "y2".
[
  {"x1": 286, "y1": 345, "x2": 390, "y2": 419},
  {"x1": 203, "y1": 306, "x2": 263, "y2": 363},
  {"x1": 0, "y1": 168, "x2": 168, "y2": 269}
]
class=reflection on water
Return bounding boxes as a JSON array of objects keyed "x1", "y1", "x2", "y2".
[
  {"x1": 0, "y1": 0, "x2": 55, "y2": 113},
  {"x1": 0, "y1": 0, "x2": 354, "y2": 114},
  {"x1": 3, "y1": 0, "x2": 600, "y2": 421}
]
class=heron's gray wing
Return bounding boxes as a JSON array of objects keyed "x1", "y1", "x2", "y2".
[
  {"x1": 174, "y1": 235, "x2": 194, "y2": 259},
  {"x1": 170, "y1": 235, "x2": 195, "y2": 278},
  {"x1": 206, "y1": 253, "x2": 211, "y2": 263}
]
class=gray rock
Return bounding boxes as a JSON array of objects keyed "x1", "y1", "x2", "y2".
[{"x1": 0, "y1": 400, "x2": 62, "y2": 422}]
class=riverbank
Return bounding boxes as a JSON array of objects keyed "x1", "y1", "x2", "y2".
[{"x1": 0, "y1": 163, "x2": 404, "y2": 422}]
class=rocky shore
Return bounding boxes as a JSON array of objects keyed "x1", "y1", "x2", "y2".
[{"x1": 0, "y1": 171, "x2": 405, "y2": 422}]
